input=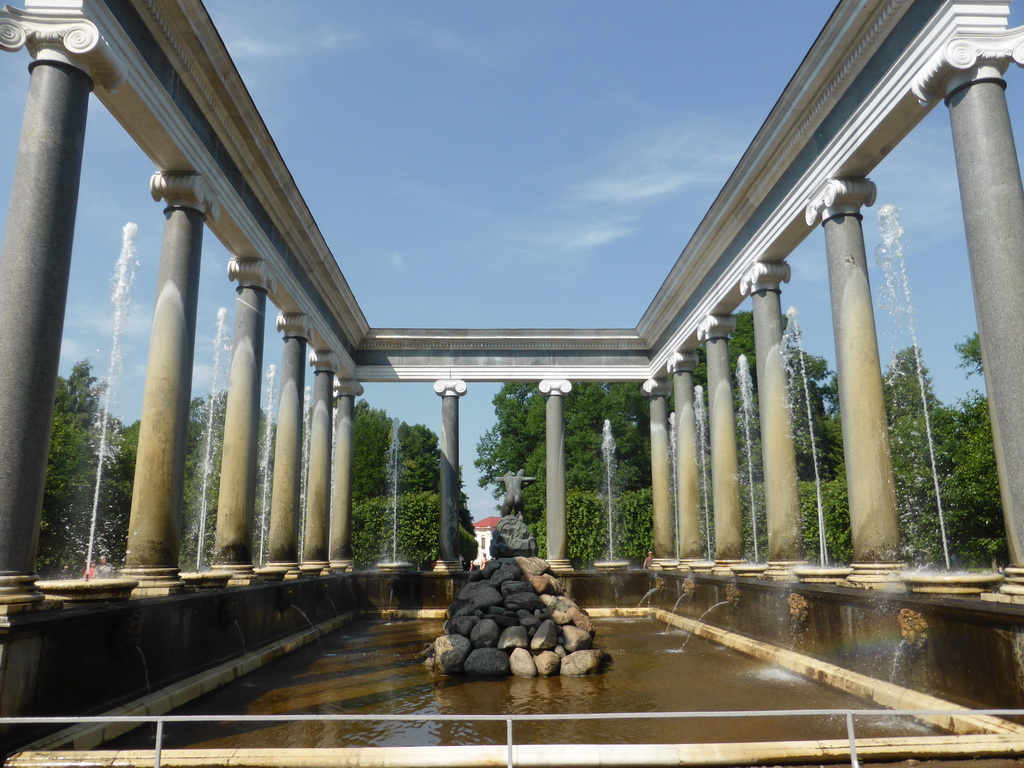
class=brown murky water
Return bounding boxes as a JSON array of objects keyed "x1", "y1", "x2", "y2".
[{"x1": 119, "y1": 617, "x2": 939, "y2": 748}]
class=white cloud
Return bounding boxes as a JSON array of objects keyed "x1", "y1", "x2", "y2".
[{"x1": 389, "y1": 250, "x2": 405, "y2": 268}]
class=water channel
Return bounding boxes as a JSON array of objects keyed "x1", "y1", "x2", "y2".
[{"x1": 114, "y1": 617, "x2": 937, "y2": 749}]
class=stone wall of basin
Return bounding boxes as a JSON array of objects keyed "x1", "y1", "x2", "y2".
[{"x1": 648, "y1": 572, "x2": 1024, "y2": 711}]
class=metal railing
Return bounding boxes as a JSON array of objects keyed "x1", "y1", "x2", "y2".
[{"x1": 4, "y1": 708, "x2": 1023, "y2": 768}]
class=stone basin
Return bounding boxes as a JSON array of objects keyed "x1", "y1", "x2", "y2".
[
  {"x1": 376, "y1": 561, "x2": 413, "y2": 574},
  {"x1": 730, "y1": 563, "x2": 769, "y2": 578},
  {"x1": 36, "y1": 578, "x2": 138, "y2": 602},
  {"x1": 594, "y1": 560, "x2": 630, "y2": 572},
  {"x1": 900, "y1": 571, "x2": 1003, "y2": 595},
  {"x1": 792, "y1": 566, "x2": 854, "y2": 585},
  {"x1": 180, "y1": 571, "x2": 232, "y2": 590}
]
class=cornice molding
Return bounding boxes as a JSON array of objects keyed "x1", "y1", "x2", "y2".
[
  {"x1": 227, "y1": 257, "x2": 275, "y2": 292},
  {"x1": 334, "y1": 379, "x2": 363, "y2": 398},
  {"x1": 0, "y1": 3, "x2": 124, "y2": 89},
  {"x1": 642, "y1": 379, "x2": 671, "y2": 398},
  {"x1": 697, "y1": 314, "x2": 736, "y2": 343},
  {"x1": 276, "y1": 312, "x2": 310, "y2": 340},
  {"x1": 668, "y1": 351, "x2": 699, "y2": 375},
  {"x1": 150, "y1": 171, "x2": 220, "y2": 220},
  {"x1": 805, "y1": 178, "x2": 877, "y2": 226},
  {"x1": 538, "y1": 380, "x2": 572, "y2": 398},
  {"x1": 740, "y1": 261, "x2": 791, "y2": 296},
  {"x1": 359, "y1": 329, "x2": 646, "y2": 352},
  {"x1": 433, "y1": 379, "x2": 468, "y2": 398}
]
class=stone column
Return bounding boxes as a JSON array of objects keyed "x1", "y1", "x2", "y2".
[
  {"x1": 300, "y1": 349, "x2": 336, "y2": 576},
  {"x1": 539, "y1": 380, "x2": 572, "y2": 573},
  {"x1": 669, "y1": 352, "x2": 703, "y2": 568},
  {"x1": 123, "y1": 173, "x2": 219, "y2": 596},
  {"x1": 329, "y1": 379, "x2": 362, "y2": 573},
  {"x1": 0, "y1": 7, "x2": 123, "y2": 610},
  {"x1": 698, "y1": 314, "x2": 744, "y2": 574},
  {"x1": 643, "y1": 378, "x2": 676, "y2": 570},
  {"x1": 914, "y1": 35, "x2": 1024, "y2": 593},
  {"x1": 741, "y1": 262, "x2": 805, "y2": 577},
  {"x1": 211, "y1": 259, "x2": 273, "y2": 584},
  {"x1": 261, "y1": 313, "x2": 309, "y2": 579},
  {"x1": 433, "y1": 380, "x2": 466, "y2": 573},
  {"x1": 806, "y1": 178, "x2": 901, "y2": 586}
]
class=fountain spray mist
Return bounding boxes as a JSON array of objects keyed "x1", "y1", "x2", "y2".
[
  {"x1": 601, "y1": 420, "x2": 618, "y2": 561},
  {"x1": 386, "y1": 418, "x2": 401, "y2": 562},
  {"x1": 875, "y1": 204, "x2": 950, "y2": 569},
  {"x1": 85, "y1": 223, "x2": 140, "y2": 575},
  {"x1": 694, "y1": 385, "x2": 713, "y2": 561},
  {"x1": 736, "y1": 355, "x2": 760, "y2": 562},
  {"x1": 257, "y1": 364, "x2": 278, "y2": 565},
  {"x1": 298, "y1": 384, "x2": 313, "y2": 562},
  {"x1": 194, "y1": 307, "x2": 231, "y2": 571}
]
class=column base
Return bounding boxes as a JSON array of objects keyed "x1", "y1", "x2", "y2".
[
  {"x1": 0, "y1": 572, "x2": 45, "y2": 611},
  {"x1": 120, "y1": 566, "x2": 185, "y2": 597},
  {"x1": 546, "y1": 558, "x2": 573, "y2": 574},
  {"x1": 712, "y1": 559, "x2": 744, "y2": 576},
  {"x1": 299, "y1": 562, "x2": 329, "y2": 577},
  {"x1": 846, "y1": 562, "x2": 906, "y2": 589},
  {"x1": 762, "y1": 560, "x2": 807, "y2": 581},
  {"x1": 253, "y1": 565, "x2": 289, "y2": 582},
  {"x1": 995, "y1": 566, "x2": 1024, "y2": 597},
  {"x1": 432, "y1": 560, "x2": 462, "y2": 574},
  {"x1": 650, "y1": 558, "x2": 679, "y2": 571},
  {"x1": 210, "y1": 562, "x2": 256, "y2": 585},
  {"x1": 328, "y1": 559, "x2": 354, "y2": 573}
]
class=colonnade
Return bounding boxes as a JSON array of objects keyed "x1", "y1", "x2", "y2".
[{"x1": 3, "y1": 4, "x2": 1024, "y2": 608}]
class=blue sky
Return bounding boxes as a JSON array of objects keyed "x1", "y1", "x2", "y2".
[{"x1": 1, "y1": 1, "x2": 1022, "y2": 520}]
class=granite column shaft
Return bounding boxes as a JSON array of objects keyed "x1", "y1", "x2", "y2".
[
  {"x1": 644, "y1": 379, "x2": 675, "y2": 567},
  {"x1": 670, "y1": 354, "x2": 703, "y2": 562},
  {"x1": 329, "y1": 381, "x2": 361, "y2": 572},
  {"x1": 301, "y1": 360, "x2": 334, "y2": 572},
  {"x1": 540, "y1": 380, "x2": 571, "y2": 571},
  {"x1": 434, "y1": 380, "x2": 466, "y2": 571}
]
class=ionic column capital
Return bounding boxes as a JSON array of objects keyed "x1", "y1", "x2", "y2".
[
  {"x1": 333, "y1": 378, "x2": 363, "y2": 398},
  {"x1": 642, "y1": 379, "x2": 671, "y2": 399},
  {"x1": 740, "y1": 261, "x2": 791, "y2": 296},
  {"x1": 668, "y1": 350, "x2": 699, "y2": 375},
  {"x1": 697, "y1": 313, "x2": 736, "y2": 342},
  {"x1": 912, "y1": 27, "x2": 1024, "y2": 105},
  {"x1": 276, "y1": 312, "x2": 310, "y2": 340},
  {"x1": 227, "y1": 257, "x2": 276, "y2": 293},
  {"x1": 309, "y1": 348, "x2": 338, "y2": 374},
  {"x1": 805, "y1": 178, "x2": 876, "y2": 226},
  {"x1": 434, "y1": 379, "x2": 467, "y2": 398},
  {"x1": 150, "y1": 172, "x2": 221, "y2": 221},
  {"x1": 538, "y1": 379, "x2": 572, "y2": 398},
  {"x1": 0, "y1": 4, "x2": 124, "y2": 90}
]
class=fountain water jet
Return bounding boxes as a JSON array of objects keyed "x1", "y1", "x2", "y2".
[
  {"x1": 256, "y1": 364, "x2": 278, "y2": 566},
  {"x1": 297, "y1": 383, "x2": 313, "y2": 563},
  {"x1": 193, "y1": 307, "x2": 231, "y2": 572},
  {"x1": 875, "y1": 204, "x2": 950, "y2": 569},
  {"x1": 84, "y1": 222, "x2": 140, "y2": 576},
  {"x1": 378, "y1": 418, "x2": 410, "y2": 571},
  {"x1": 595, "y1": 420, "x2": 628, "y2": 571},
  {"x1": 694, "y1": 385, "x2": 713, "y2": 561},
  {"x1": 736, "y1": 355, "x2": 761, "y2": 562}
]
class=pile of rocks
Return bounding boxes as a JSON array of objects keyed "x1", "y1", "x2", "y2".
[{"x1": 428, "y1": 556, "x2": 607, "y2": 677}]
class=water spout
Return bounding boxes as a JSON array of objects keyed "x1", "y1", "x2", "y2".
[
  {"x1": 694, "y1": 385, "x2": 713, "y2": 561},
  {"x1": 736, "y1": 355, "x2": 760, "y2": 562},
  {"x1": 257, "y1": 364, "x2": 278, "y2": 566},
  {"x1": 680, "y1": 600, "x2": 730, "y2": 650}
]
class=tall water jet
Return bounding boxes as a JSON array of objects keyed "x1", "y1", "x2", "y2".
[
  {"x1": 298, "y1": 383, "x2": 313, "y2": 562},
  {"x1": 694, "y1": 385, "x2": 713, "y2": 561},
  {"x1": 378, "y1": 418, "x2": 409, "y2": 571},
  {"x1": 875, "y1": 204, "x2": 950, "y2": 569},
  {"x1": 257, "y1": 364, "x2": 278, "y2": 566},
  {"x1": 194, "y1": 307, "x2": 231, "y2": 571},
  {"x1": 669, "y1": 412, "x2": 679, "y2": 558},
  {"x1": 594, "y1": 420, "x2": 628, "y2": 570},
  {"x1": 736, "y1": 355, "x2": 761, "y2": 562},
  {"x1": 781, "y1": 307, "x2": 828, "y2": 566},
  {"x1": 84, "y1": 222, "x2": 140, "y2": 575}
]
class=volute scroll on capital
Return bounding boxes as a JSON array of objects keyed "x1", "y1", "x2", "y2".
[
  {"x1": 308, "y1": 348, "x2": 339, "y2": 374},
  {"x1": 0, "y1": 5, "x2": 125, "y2": 91},
  {"x1": 697, "y1": 313, "x2": 737, "y2": 342},
  {"x1": 334, "y1": 379, "x2": 364, "y2": 399},
  {"x1": 668, "y1": 350, "x2": 699, "y2": 375},
  {"x1": 912, "y1": 27, "x2": 1024, "y2": 105},
  {"x1": 227, "y1": 258, "x2": 276, "y2": 293},
  {"x1": 538, "y1": 379, "x2": 572, "y2": 398},
  {"x1": 433, "y1": 379, "x2": 468, "y2": 398},
  {"x1": 276, "y1": 312, "x2": 311, "y2": 341},
  {"x1": 804, "y1": 178, "x2": 876, "y2": 227},
  {"x1": 740, "y1": 261, "x2": 791, "y2": 296},
  {"x1": 150, "y1": 172, "x2": 221, "y2": 221},
  {"x1": 641, "y1": 378, "x2": 671, "y2": 398}
]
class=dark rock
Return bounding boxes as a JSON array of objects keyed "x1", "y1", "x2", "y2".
[
  {"x1": 490, "y1": 515, "x2": 538, "y2": 558},
  {"x1": 470, "y1": 618, "x2": 501, "y2": 648},
  {"x1": 516, "y1": 609, "x2": 533, "y2": 619},
  {"x1": 487, "y1": 605, "x2": 505, "y2": 615},
  {"x1": 498, "y1": 625, "x2": 529, "y2": 650},
  {"x1": 490, "y1": 614, "x2": 520, "y2": 630},
  {"x1": 530, "y1": 619, "x2": 559, "y2": 651},
  {"x1": 505, "y1": 591, "x2": 543, "y2": 613},
  {"x1": 490, "y1": 563, "x2": 522, "y2": 587},
  {"x1": 520, "y1": 616, "x2": 541, "y2": 631},
  {"x1": 464, "y1": 648, "x2": 510, "y2": 676},
  {"x1": 534, "y1": 650, "x2": 560, "y2": 676},
  {"x1": 560, "y1": 649, "x2": 606, "y2": 676},
  {"x1": 509, "y1": 647, "x2": 537, "y2": 677},
  {"x1": 434, "y1": 634, "x2": 472, "y2": 674},
  {"x1": 481, "y1": 560, "x2": 502, "y2": 578},
  {"x1": 501, "y1": 580, "x2": 534, "y2": 598},
  {"x1": 447, "y1": 615, "x2": 479, "y2": 637},
  {"x1": 463, "y1": 585, "x2": 504, "y2": 611},
  {"x1": 447, "y1": 598, "x2": 469, "y2": 618}
]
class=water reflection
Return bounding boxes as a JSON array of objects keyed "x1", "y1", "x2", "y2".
[{"x1": 113, "y1": 618, "x2": 941, "y2": 749}]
